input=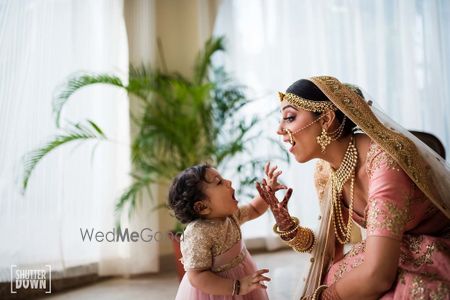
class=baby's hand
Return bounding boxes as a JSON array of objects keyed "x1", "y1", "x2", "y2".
[
  {"x1": 264, "y1": 162, "x2": 287, "y2": 192},
  {"x1": 239, "y1": 269, "x2": 270, "y2": 295}
]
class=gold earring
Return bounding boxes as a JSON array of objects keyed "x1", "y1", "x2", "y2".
[
  {"x1": 316, "y1": 128, "x2": 331, "y2": 152},
  {"x1": 284, "y1": 129, "x2": 294, "y2": 145}
]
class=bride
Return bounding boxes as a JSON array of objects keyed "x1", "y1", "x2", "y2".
[{"x1": 256, "y1": 76, "x2": 450, "y2": 299}]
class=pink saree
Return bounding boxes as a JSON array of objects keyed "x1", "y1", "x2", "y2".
[
  {"x1": 324, "y1": 142, "x2": 450, "y2": 299},
  {"x1": 292, "y1": 76, "x2": 450, "y2": 299}
]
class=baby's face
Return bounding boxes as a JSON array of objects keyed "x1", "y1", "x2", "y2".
[{"x1": 202, "y1": 168, "x2": 238, "y2": 219}]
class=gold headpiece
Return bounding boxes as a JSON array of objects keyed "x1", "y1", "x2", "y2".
[{"x1": 278, "y1": 92, "x2": 337, "y2": 113}]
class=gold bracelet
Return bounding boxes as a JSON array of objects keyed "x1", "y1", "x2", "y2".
[
  {"x1": 272, "y1": 217, "x2": 299, "y2": 235},
  {"x1": 302, "y1": 227, "x2": 315, "y2": 252},
  {"x1": 286, "y1": 227, "x2": 315, "y2": 253},
  {"x1": 235, "y1": 279, "x2": 241, "y2": 295},
  {"x1": 285, "y1": 227, "x2": 309, "y2": 246},
  {"x1": 312, "y1": 285, "x2": 328, "y2": 300},
  {"x1": 231, "y1": 279, "x2": 236, "y2": 295},
  {"x1": 232, "y1": 279, "x2": 240, "y2": 295},
  {"x1": 321, "y1": 284, "x2": 342, "y2": 300},
  {"x1": 304, "y1": 228, "x2": 315, "y2": 252},
  {"x1": 280, "y1": 225, "x2": 299, "y2": 238}
]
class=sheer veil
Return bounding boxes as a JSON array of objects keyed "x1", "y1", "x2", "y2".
[
  {"x1": 370, "y1": 103, "x2": 450, "y2": 213},
  {"x1": 310, "y1": 76, "x2": 450, "y2": 219}
]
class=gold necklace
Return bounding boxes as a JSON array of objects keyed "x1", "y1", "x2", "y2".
[{"x1": 331, "y1": 136, "x2": 358, "y2": 244}]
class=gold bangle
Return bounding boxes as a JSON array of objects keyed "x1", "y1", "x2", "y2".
[
  {"x1": 232, "y1": 279, "x2": 240, "y2": 295},
  {"x1": 321, "y1": 284, "x2": 342, "y2": 300},
  {"x1": 280, "y1": 225, "x2": 299, "y2": 238},
  {"x1": 272, "y1": 217, "x2": 299, "y2": 235},
  {"x1": 286, "y1": 227, "x2": 310, "y2": 246},
  {"x1": 286, "y1": 227, "x2": 315, "y2": 253},
  {"x1": 303, "y1": 227, "x2": 315, "y2": 252},
  {"x1": 312, "y1": 285, "x2": 328, "y2": 300},
  {"x1": 231, "y1": 279, "x2": 236, "y2": 295}
]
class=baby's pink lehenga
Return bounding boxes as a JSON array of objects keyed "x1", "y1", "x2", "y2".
[{"x1": 175, "y1": 239, "x2": 268, "y2": 300}]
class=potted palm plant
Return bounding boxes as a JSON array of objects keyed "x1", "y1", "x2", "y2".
[{"x1": 22, "y1": 36, "x2": 288, "y2": 280}]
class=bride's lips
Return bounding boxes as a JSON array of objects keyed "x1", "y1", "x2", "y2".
[
  {"x1": 285, "y1": 139, "x2": 296, "y2": 152},
  {"x1": 289, "y1": 143, "x2": 296, "y2": 153}
]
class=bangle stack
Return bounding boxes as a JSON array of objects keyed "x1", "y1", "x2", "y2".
[
  {"x1": 273, "y1": 217, "x2": 315, "y2": 253},
  {"x1": 273, "y1": 217, "x2": 300, "y2": 238},
  {"x1": 320, "y1": 284, "x2": 342, "y2": 300},
  {"x1": 232, "y1": 279, "x2": 241, "y2": 295},
  {"x1": 287, "y1": 226, "x2": 315, "y2": 253}
]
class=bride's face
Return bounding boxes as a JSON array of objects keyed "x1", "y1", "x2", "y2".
[{"x1": 277, "y1": 101, "x2": 322, "y2": 163}]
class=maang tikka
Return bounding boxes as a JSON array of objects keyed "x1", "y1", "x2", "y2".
[{"x1": 278, "y1": 91, "x2": 345, "y2": 151}]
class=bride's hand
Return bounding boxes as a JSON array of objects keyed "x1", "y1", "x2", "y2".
[{"x1": 256, "y1": 179, "x2": 294, "y2": 231}]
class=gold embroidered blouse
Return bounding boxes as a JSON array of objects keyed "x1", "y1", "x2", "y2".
[
  {"x1": 315, "y1": 141, "x2": 450, "y2": 241},
  {"x1": 180, "y1": 205, "x2": 252, "y2": 271},
  {"x1": 364, "y1": 142, "x2": 450, "y2": 240}
]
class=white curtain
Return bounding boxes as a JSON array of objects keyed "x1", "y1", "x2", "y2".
[
  {"x1": 214, "y1": 0, "x2": 450, "y2": 245},
  {"x1": 0, "y1": 0, "x2": 132, "y2": 281}
]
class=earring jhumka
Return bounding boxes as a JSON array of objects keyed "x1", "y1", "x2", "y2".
[
  {"x1": 316, "y1": 128, "x2": 332, "y2": 152},
  {"x1": 316, "y1": 117, "x2": 347, "y2": 153}
]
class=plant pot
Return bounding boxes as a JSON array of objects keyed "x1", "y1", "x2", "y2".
[{"x1": 169, "y1": 231, "x2": 185, "y2": 281}]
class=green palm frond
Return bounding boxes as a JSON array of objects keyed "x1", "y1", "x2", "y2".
[
  {"x1": 128, "y1": 65, "x2": 159, "y2": 100},
  {"x1": 53, "y1": 74, "x2": 125, "y2": 127},
  {"x1": 22, "y1": 120, "x2": 106, "y2": 191},
  {"x1": 193, "y1": 36, "x2": 225, "y2": 85},
  {"x1": 115, "y1": 175, "x2": 153, "y2": 217}
]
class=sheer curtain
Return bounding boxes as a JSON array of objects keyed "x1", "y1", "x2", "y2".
[
  {"x1": 0, "y1": 0, "x2": 132, "y2": 281},
  {"x1": 214, "y1": 0, "x2": 450, "y2": 245}
]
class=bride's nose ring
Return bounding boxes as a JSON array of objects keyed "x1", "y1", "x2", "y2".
[{"x1": 283, "y1": 128, "x2": 295, "y2": 145}]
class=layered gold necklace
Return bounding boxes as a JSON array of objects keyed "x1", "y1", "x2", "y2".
[{"x1": 331, "y1": 136, "x2": 358, "y2": 244}]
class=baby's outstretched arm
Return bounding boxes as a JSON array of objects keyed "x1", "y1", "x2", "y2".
[
  {"x1": 245, "y1": 162, "x2": 286, "y2": 221},
  {"x1": 188, "y1": 268, "x2": 270, "y2": 296}
]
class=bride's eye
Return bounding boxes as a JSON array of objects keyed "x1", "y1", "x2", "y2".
[{"x1": 283, "y1": 115, "x2": 295, "y2": 123}]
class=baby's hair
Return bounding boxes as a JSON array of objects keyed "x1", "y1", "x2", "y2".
[{"x1": 168, "y1": 163, "x2": 211, "y2": 224}]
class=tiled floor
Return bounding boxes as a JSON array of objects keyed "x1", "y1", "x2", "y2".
[{"x1": 43, "y1": 249, "x2": 305, "y2": 299}]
